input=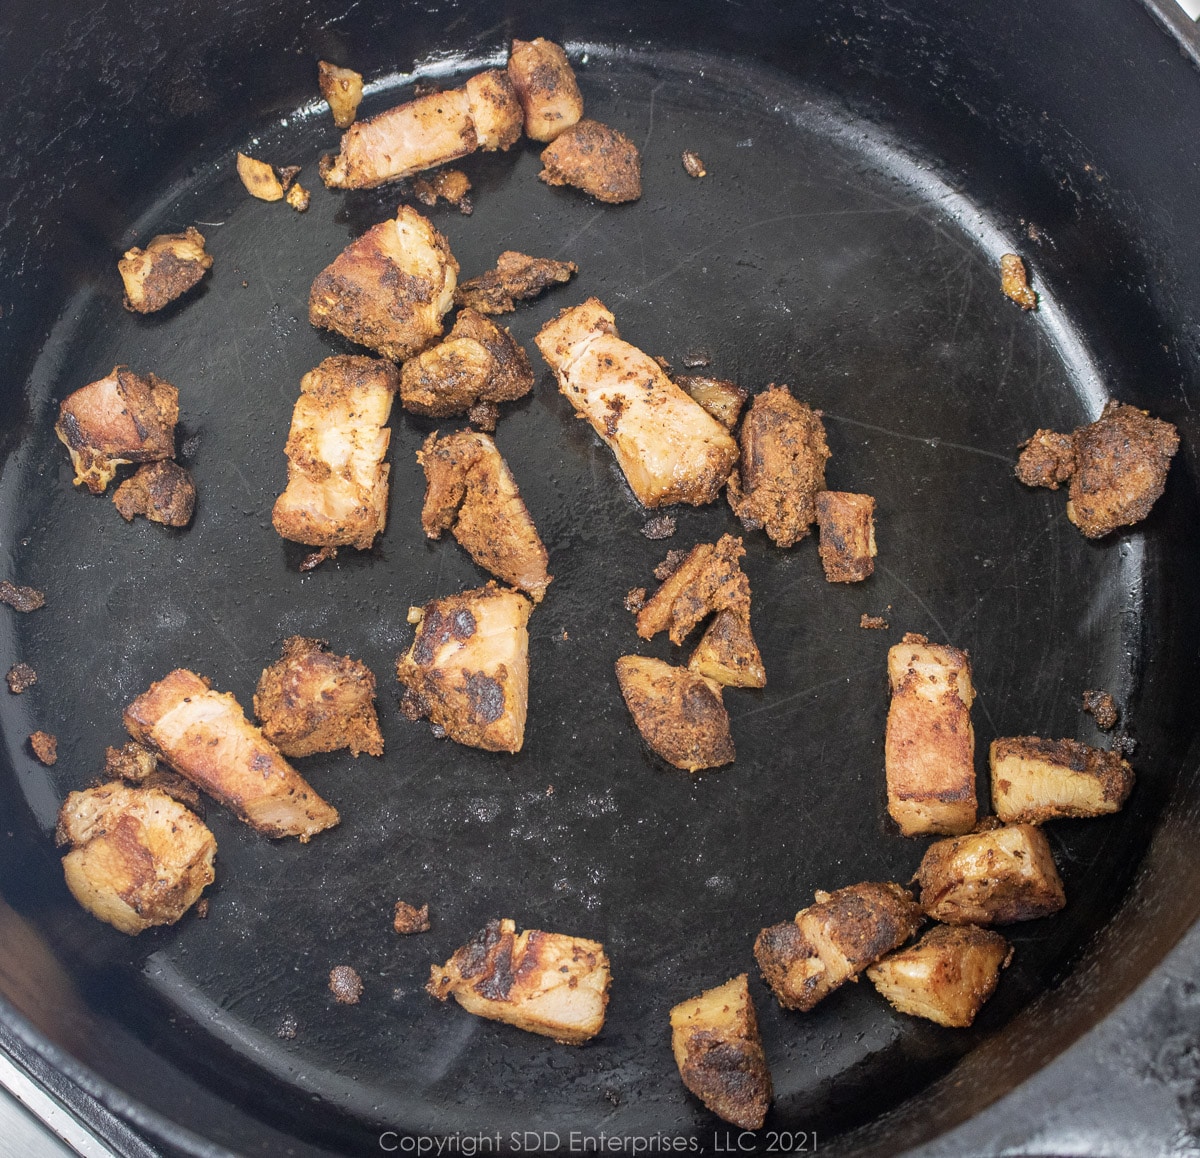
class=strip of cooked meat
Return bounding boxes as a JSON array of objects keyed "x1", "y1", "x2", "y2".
[
  {"x1": 674, "y1": 376, "x2": 748, "y2": 431},
  {"x1": 454, "y1": 251, "x2": 578, "y2": 315},
  {"x1": 615, "y1": 656, "x2": 735, "y2": 772},
  {"x1": 30, "y1": 731, "x2": 57, "y2": 765},
  {"x1": 726, "y1": 385, "x2": 830, "y2": 547},
  {"x1": 0, "y1": 581, "x2": 45, "y2": 612},
  {"x1": 396, "y1": 583, "x2": 532, "y2": 753},
  {"x1": 539, "y1": 120, "x2": 642, "y2": 203},
  {"x1": 412, "y1": 168, "x2": 473, "y2": 213},
  {"x1": 670, "y1": 974, "x2": 772, "y2": 1130},
  {"x1": 419, "y1": 430, "x2": 552, "y2": 601},
  {"x1": 394, "y1": 900, "x2": 431, "y2": 934},
  {"x1": 990, "y1": 736, "x2": 1134, "y2": 824},
  {"x1": 885, "y1": 632, "x2": 977, "y2": 836},
  {"x1": 427, "y1": 917, "x2": 610, "y2": 1043},
  {"x1": 309, "y1": 205, "x2": 459, "y2": 362},
  {"x1": 57, "y1": 782, "x2": 215, "y2": 935},
  {"x1": 124, "y1": 669, "x2": 339, "y2": 841},
  {"x1": 399, "y1": 309, "x2": 533, "y2": 419},
  {"x1": 754, "y1": 882, "x2": 923, "y2": 1012},
  {"x1": 55, "y1": 367, "x2": 179, "y2": 494},
  {"x1": 636, "y1": 535, "x2": 750, "y2": 644},
  {"x1": 1000, "y1": 253, "x2": 1037, "y2": 310},
  {"x1": 687, "y1": 607, "x2": 766, "y2": 689},
  {"x1": 867, "y1": 924, "x2": 1012, "y2": 1028},
  {"x1": 119, "y1": 227, "x2": 213, "y2": 314},
  {"x1": 1082, "y1": 689, "x2": 1119, "y2": 730},
  {"x1": 914, "y1": 824, "x2": 1066, "y2": 925},
  {"x1": 815, "y1": 491, "x2": 877, "y2": 583},
  {"x1": 535, "y1": 299, "x2": 739, "y2": 508},
  {"x1": 317, "y1": 60, "x2": 363, "y2": 128},
  {"x1": 6, "y1": 663, "x2": 37, "y2": 693},
  {"x1": 113, "y1": 461, "x2": 196, "y2": 527},
  {"x1": 320, "y1": 70, "x2": 522, "y2": 189},
  {"x1": 506, "y1": 38, "x2": 584, "y2": 142},
  {"x1": 272, "y1": 355, "x2": 399, "y2": 551},
  {"x1": 254, "y1": 636, "x2": 384, "y2": 758}
]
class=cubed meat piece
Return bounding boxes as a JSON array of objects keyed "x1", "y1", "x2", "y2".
[
  {"x1": 615, "y1": 656, "x2": 734, "y2": 772},
  {"x1": 538, "y1": 119, "x2": 642, "y2": 203},
  {"x1": 637, "y1": 535, "x2": 751, "y2": 645},
  {"x1": 914, "y1": 824, "x2": 1066, "y2": 925},
  {"x1": 55, "y1": 367, "x2": 179, "y2": 494},
  {"x1": 124, "y1": 669, "x2": 339, "y2": 841},
  {"x1": 454, "y1": 250, "x2": 578, "y2": 315},
  {"x1": 57, "y1": 782, "x2": 215, "y2": 935},
  {"x1": 272, "y1": 355, "x2": 400, "y2": 551},
  {"x1": 990, "y1": 736, "x2": 1134, "y2": 824},
  {"x1": 535, "y1": 299, "x2": 738, "y2": 508},
  {"x1": 254, "y1": 636, "x2": 384, "y2": 758},
  {"x1": 400, "y1": 308, "x2": 533, "y2": 419},
  {"x1": 1015, "y1": 429, "x2": 1076, "y2": 490},
  {"x1": 867, "y1": 924, "x2": 1012, "y2": 1028},
  {"x1": 507, "y1": 38, "x2": 584, "y2": 141},
  {"x1": 675, "y1": 376, "x2": 748, "y2": 431},
  {"x1": 119, "y1": 227, "x2": 213, "y2": 314},
  {"x1": 670, "y1": 974, "x2": 772, "y2": 1131},
  {"x1": 1000, "y1": 253, "x2": 1037, "y2": 310},
  {"x1": 317, "y1": 60, "x2": 363, "y2": 128},
  {"x1": 815, "y1": 492, "x2": 877, "y2": 583},
  {"x1": 726, "y1": 385, "x2": 829, "y2": 546},
  {"x1": 687, "y1": 607, "x2": 766, "y2": 689},
  {"x1": 412, "y1": 168, "x2": 473, "y2": 212},
  {"x1": 885, "y1": 633, "x2": 976, "y2": 836},
  {"x1": 397, "y1": 583, "x2": 532, "y2": 753},
  {"x1": 112, "y1": 461, "x2": 196, "y2": 527},
  {"x1": 754, "y1": 882, "x2": 923, "y2": 1012},
  {"x1": 427, "y1": 917, "x2": 610, "y2": 1043},
  {"x1": 394, "y1": 900, "x2": 431, "y2": 934},
  {"x1": 419, "y1": 431, "x2": 551, "y2": 601},
  {"x1": 309, "y1": 205, "x2": 458, "y2": 361},
  {"x1": 320, "y1": 69, "x2": 521, "y2": 189}
]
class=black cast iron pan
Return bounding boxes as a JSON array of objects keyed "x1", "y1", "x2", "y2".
[{"x1": 2, "y1": 1, "x2": 1200, "y2": 1154}]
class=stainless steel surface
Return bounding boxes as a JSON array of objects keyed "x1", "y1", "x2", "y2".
[{"x1": 0, "y1": 1049, "x2": 115, "y2": 1158}]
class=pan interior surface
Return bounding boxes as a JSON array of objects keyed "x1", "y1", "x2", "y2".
[{"x1": 0, "y1": 42, "x2": 1183, "y2": 1154}]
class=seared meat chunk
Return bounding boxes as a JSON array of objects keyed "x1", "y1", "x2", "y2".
[
  {"x1": 539, "y1": 120, "x2": 642, "y2": 203},
  {"x1": 1082, "y1": 689, "x2": 1119, "y2": 730},
  {"x1": 29, "y1": 730, "x2": 57, "y2": 765},
  {"x1": 6, "y1": 662, "x2": 37, "y2": 693},
  {"x1": 57, "y1": 782, "x2": 215, "y2": 935},
  {"x1": 309, "y1": 205, "x2": 458, "y2": 362},
  {"x1": 254, "y1": 636, "x2": 384, "y2": 758},
  {"x1": 454, "y1": 251, "x2": 578, "y2": 315},
  {"x1": 727, "y1": 385, "x2": 830, "y2": 546},
  {"x1": 272, "y1": 355, "x2": 399, "y2": 551},
  {"x1": 687, "y1": 607, "x2": 766, "y2": 689},
  {"x1": 754, "y1": 882, "x2": 922, "y2": 1012},
  {"x1": 507, "y1": 38, "x2": 584, "y2": 141},
  {"x1": 394, "y1": 900, "x2": 431, "y2": 934},
  {"x1": 56, "y1": 367, "x2": 179, "y2": 494},
  {"x1": 0, "y1": 581, "x2": 45, "y2": 612},
  {"x1": 400, "y1": 309, "x2": 533, "y2": 419},
  {"x1": 317, "y1": 60, "x2": 363, "y2": 128},
  {"x1": 397, "y1": 583, "x2": 532, "y2": 753},
  {"x1": 1000, "y1": 253, "x2": 1037, "y2": 310},
  {"x1": 885, "y1": 633, "x2": 976, "y2": 837},
  {"x1": 670, "y1": 974, "x2": 772, "y2": 1130},
  {"x1": 125, "y1": 668, "x2": 339, "y2": 841},
  {"x1": 815, "y1": 491, "x2": 877, "y2": 583},
  {"x1": 914, "y1": 824, "x2": 1066, "y2": 925},
  {"x1": 1015, "y1": 402, "x2": 1179, "y2": 538},
  {"x1": 675, "y1": 376, "x2": 748, "y2": 431},
  {"x1": 412, "y1": 168, "x2": 473, "y2": 213},
  {"x1": 636, "y1": 537, "x2": 749, "y2": 644},
  {"x1": 113, "y1": 461, "x2": 196, "y2": 527},
  {"x1": 536, "y1": 299, "x2": 739, "y2": 508},
  {"x1": 867, "y1": 925, "x2": 1012, "y2": 1028},
  {"x1": 321, "y1": 70, "x2": 521, "y2": 189},
  {"x1": 990, "y1": 736, "x2": 1134, "y2": 824},
  {"x1": 119, "y1": 227, "x2": 213, "y2": 314},
  {"x1": 419, "y1": 431, "x2": 552, "y2": 601},
  {"x1": 428, "y1": 917, "x2": 610, "y2": 1043},
  {"x1": 615, "y1": 656, "x2": 734, "y2": 772}
]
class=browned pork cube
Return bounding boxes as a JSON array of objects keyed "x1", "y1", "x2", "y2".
[
  {"x1": 112, "y1": 461, "x2": 196, "y2": 527},
  {"x1": 507, "y1": 38, "x2": 584, "y2": 141},
  {"x1": 118, "y1": 227, "x2": 213, "y2": 313},
  {"x1": 815, "y1": 491, "x2": 877, "y2": 583},
  {"x1": 990, "y1": 737, "x2": 1134, "y2": 824},
  {"x1": 454, "y1": 250, "x2": 578, "y2": 315},
  {"x1": 539, "y1": 119, "x2": 642, "y2": 203},
  {"x1": 754, "y1": 882, "x2": 923, "y2": 1012},
  {"x1": 428, "y1": 918, "x2": 610, "y2": 1043}
]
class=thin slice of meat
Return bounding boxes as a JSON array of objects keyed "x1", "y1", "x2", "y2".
[
  {"x1": 539, "y1": 120, "x2": 642, "y2": 203},
  {"x1": 454, "y1": 251, "x2": 578, "y2": 315},
  {"x1": 507, "y1": 38, "x2": 584, "y2": 142}
]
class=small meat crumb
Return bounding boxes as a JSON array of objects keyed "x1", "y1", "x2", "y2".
[
  {"x1": 285, "y1": 183, "x2": 311, "y2": 213},
  {"x1": 468, "y1": 400, "x2": 501, "y2": 431},
  {"x1": 329, "y1": 965, "x2": 363, "y2": 1004},
  {"x1": 194, "y1": 898, "x2": 210, "y2": 919},
  {"x1": 1114, "y1": 734, "x2": 1138, "y2": 757},
  {"x1": 277, "y1": 166, "x2": 301, "y2": 191},
  {"x1": 681, "y1": 150, "x2": 707, "y2": 178},
  {"x1": 6, "y1": 663, "x2": 37, "y2": 694},
  {"x1": 30, "y1": 731, "x2": 57, "y2": 765},
  {"x1": 0, "y1": 581, "x2": 45, "y2": 612},
  {"x1": 393, "y1": 901, "x2": 431, "y2": 935},
  {"x1": 653, "y1": 549, "x2": 689, "y2": 582},
  {"x1": 276, "y1": 1013, "x2": 299, "y2": 1039},
  {"x1": 624, "y1": 587, "x2": 647, "y2": 613},
  {"x1": 1000, "y1": 253, "x2": 1038, "y2": 310},
  {"x1": 1083, "y1": 689, "x2": 1119, "y2": 731},
  {"x1": 412, "y1": 169, "x2": 473, "y2": 214},
  {"x1": 860, "y1": 614, "x2": 889, "y2": 630},
  {"x1": 682, "y1": 351, "x2": 712, "y2": 369},
  {"x1": 300, "y1": 546, "x2": 338, "y2": 572},
  {"x1": 641, "y1": 515, "x2": 677, "y2": 540}
]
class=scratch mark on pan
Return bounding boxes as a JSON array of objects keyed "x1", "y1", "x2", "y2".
[
  {"x1": 733, "y1": 664, "x2": 877, "y2": 721},
  {"x1": 822, "y1": 413, "x2": 1014, "y2": 463},
  {"x1": 876, "y1": 563, "x2": 956, "y2": 649},
  {"x1": 553, "y1": 209, "x2": 606, "y2": 260},
  {"x1": 641, "y1": 80, "x2": 666, "y2": 154}
]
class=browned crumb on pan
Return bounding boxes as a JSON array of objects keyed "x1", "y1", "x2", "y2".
[
  {"x1": 300, "y1": 546, "x2": 338, "y2": 572},
  {"x1": 1082, "y1": 689, "x2": 1119, "y2": 731},
  {"x1": 119, "y1": 227, "x2": 213, "y2": 314},
  {"x1": 1015, "y1": 429, "x2": 1076, "y2": 490},
  {"x1": 1000, "y1": 253, "x2": 1038, "y2": 310},
  {"x1": 454, "y1": 250, "x2": 578, "y2": 315},
  {"x1": 276, "y1": 1013, "x2": 299, "y2": 1039},
  {"x1": 329, "y1": 965, "x2": 363, "y2": 1004},
  {"x1": 30, "y1": 731, "x2": 58, "y2": 765},
  {"x1": 413, "y1": 168, "x2": 473, "y2": 214},
  {"x1": 624, "y1": 587, "x2": 647, "y2": 613},
  {"x1": 393, "y1": 900, "x2": 431, "y2": 934},
  {"x1": 194, "y1": 897, "x2": 210, "y2": 919},
  {"x1": 277, "y1": 166, "x2": 301, "y2": 191},
  {"x1": 539, "y1": 120, "x2": 642, "y2": 203},
  {"x1": 641, "y1": 515, "x2": 676, "y2": 541},
  {"x1": 682, "y1": 351, "x2": 711, "y2": 368},
  {"x1": 113, "y1": 461, "x2": 196, "y2": 527},
  {"x1": 0, "y1": 581, "x2": 45, "y2": 612},
  {"x1": 6, "y1": 663, "x2": 37, "y2": 693},
  {"x1": 285, "y1": 183, "x2": 311, "y2": 212},
  {"x1": 681, "y1": 150, "x2": 707, "y2": 178},
  {"x1": 860, "y1": 614, "x2": 889, "y2": 631},
  {"x1": 654, "y1": 550, "x2": 689, "y2": 582}
]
